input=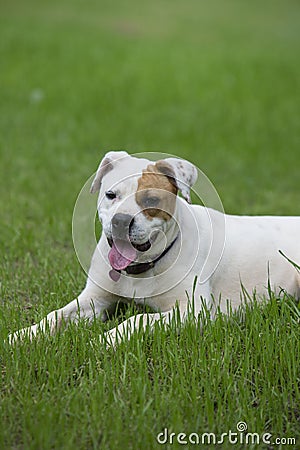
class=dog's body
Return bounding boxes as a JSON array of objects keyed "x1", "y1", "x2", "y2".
[{"x1": 9, "y1": 152, "x2": 300, "y2": 345}]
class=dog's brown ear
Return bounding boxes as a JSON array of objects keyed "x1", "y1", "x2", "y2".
[
  {"x1": 156, "y1": 158, "x2": 197, "y2": 203},
  {"x1": 90, "y1": 151, "x2": 128, "y2": 194}
]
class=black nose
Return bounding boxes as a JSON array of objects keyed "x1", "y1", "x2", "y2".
[{"x1": 112, "y1": 213, "x2": 134, "y2": 237}]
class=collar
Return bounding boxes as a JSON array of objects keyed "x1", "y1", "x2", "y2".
[{"x1": 123, "y1": 234, "x2": 179, "y2": 275}]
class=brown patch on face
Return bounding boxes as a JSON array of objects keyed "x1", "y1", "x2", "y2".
[{"x1": 136, "y1": 162, "x2": 178, "y2": 220}]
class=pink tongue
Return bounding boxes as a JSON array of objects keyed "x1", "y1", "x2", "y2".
[{"x1": 108, "y1": 239, "x2": 137, "y2": 271}]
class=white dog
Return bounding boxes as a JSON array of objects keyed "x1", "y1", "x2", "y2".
[{"x1": 9, "y1": 151, "x2": 300, "y2": 345}]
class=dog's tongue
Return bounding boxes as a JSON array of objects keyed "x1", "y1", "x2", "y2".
[{"x1": 108, "y1": 239, "x2": 137, "y2": 271}]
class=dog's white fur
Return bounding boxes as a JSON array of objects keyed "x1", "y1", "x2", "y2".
[{"x1": 9, "y1": 151, "x2": 300, "y2": 346}]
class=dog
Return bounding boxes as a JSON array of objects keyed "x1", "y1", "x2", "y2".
[{"x1": 9, "y1": 151, "x2": 300, "y2": 346}]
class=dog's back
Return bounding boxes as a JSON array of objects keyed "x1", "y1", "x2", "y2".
[{"x1": 209, "y1": 213, "x2": 300, "y2": 309}]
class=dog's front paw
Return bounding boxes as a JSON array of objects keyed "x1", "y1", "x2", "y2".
[
  {"x1": 89, "y1": 331, "x2": 117, "y2": 351},
  {"x1": 90, "y1": 329, "x2": 119, "y2": 350},
  {"x1": 98, "y1": 329, "x2": 118, "y2": 350},
  {"x1": 7, "y1": 325, "x2": 38, "y2": 345}
]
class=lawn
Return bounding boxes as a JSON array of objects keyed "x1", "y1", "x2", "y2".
[{"x1": 0, "y1": 0, "x2": 299, "y2": 449}]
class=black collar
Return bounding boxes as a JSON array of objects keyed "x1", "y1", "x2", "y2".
[{"x1": 123, "y1": 235, "x2": 179, "y2": 275}]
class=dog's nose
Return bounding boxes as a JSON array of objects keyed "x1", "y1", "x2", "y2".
[{"x1": 112, "y1": 213, "x2": 134, "y2": 237}]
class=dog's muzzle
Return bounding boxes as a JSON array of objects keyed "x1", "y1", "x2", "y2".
[
  {"x1": 107, "y1": 213, "x2": 153, "y2": 278},
  {"x1": 109, "y1": 213, "x2": 152, "y2": 252},
  {"x1": 111, "y1": 213, "x2": 133, "y2": 238}
]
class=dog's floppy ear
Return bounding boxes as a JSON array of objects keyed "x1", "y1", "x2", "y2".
[
  {"x1": 156, "y1": 158, "x2": 198, "y2": 203},
  {"x1": 90, "y1": 151, "x2": 128, "y2": 194}
]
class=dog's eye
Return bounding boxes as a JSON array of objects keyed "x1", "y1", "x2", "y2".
[
  {"x1": 105, "y1": 190, "x2": 116, "y2": 200},
  {"x1": 144, "y1": 197, "x2": 160, "y2": 208}
]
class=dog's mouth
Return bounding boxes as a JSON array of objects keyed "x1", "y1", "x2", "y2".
[
  {"x1": 107, "y1": 236, "x2": 152, "y2": 272},
  {"x1": 107, "y1": 237, "x2": 151, "y2": 252}
]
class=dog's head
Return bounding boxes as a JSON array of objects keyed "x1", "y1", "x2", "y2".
[{"x1": 91, "y1": 151, "x2": 197, "y2": 273}]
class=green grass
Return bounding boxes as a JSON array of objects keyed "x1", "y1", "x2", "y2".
[{"x1": 0, "y1": 0, "x2": 299, "y2": 448}]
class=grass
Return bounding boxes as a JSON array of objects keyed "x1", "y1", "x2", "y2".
[{"x1": 0, "y1": 0, "x2": 299, "y2": 448}]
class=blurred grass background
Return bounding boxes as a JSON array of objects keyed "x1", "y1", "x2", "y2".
[
  {"x1": 0, "y1": 1, "x2": 299, "y2": 448},
  {"x1": 1, "y1": 0, "x2": 299, "y2": 229}
]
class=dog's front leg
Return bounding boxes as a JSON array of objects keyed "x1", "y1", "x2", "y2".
[
  {"x1": 8, "y1": 284, "x2": 116, "y2": 344},
  {"x1": 102, "y1": 283, "x2": 213, "y2": 348},
  {"x1": 102, "y1": 309, "x2": 177, "y2": 348}
]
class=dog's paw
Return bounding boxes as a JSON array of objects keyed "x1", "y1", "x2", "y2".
[
  {"x1": 7, "y1": 331, "x2": 23, "y2": 345},
  {"x1": 7, "y1": 326, "x2": 37, "y2": 345},
  {"x1": 89, "y1": 329, "x2": 119, "y2": 350},
  {"x1": 102, "y1": 329, "x2": 119, "y2": 349}
]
